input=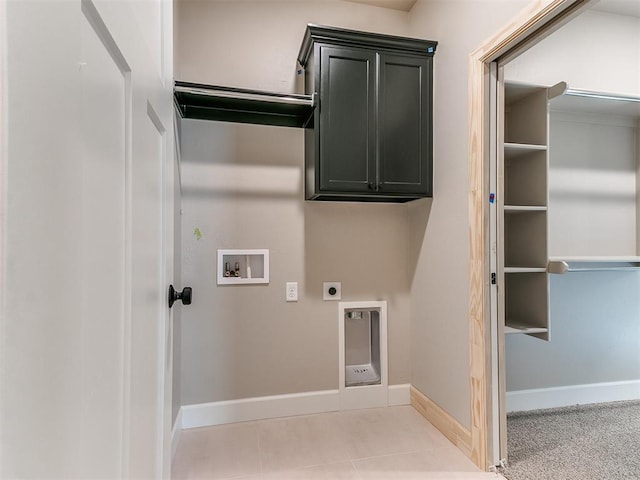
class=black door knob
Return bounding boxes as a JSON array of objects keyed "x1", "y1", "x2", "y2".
[{"x1": 168, "y1": 285, "x2": 192, "y2": 308}]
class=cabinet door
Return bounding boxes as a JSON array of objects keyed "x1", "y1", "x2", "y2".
[
  {"x1": 378, "y1": 53, "x2": 432, "y2": 195},
  {"x1": 319, "y1": 46, "x2": 376, "y2": 193}
]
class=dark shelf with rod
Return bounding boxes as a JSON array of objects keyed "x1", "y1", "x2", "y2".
[{"x1": 174, "y1": 81, "x2": 316, "y2": 128}]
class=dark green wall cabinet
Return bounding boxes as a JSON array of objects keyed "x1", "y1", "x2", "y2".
[{"x1": 298, "y1": 25, "x2": 437, "y2": 202}]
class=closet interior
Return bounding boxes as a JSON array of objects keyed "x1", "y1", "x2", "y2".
[
  {"x1": 500, "y1": 82, "x2": 640, "y2": 342},
  {"x1": 498, "y1": 15, "x2": 640, "y2": 465}
]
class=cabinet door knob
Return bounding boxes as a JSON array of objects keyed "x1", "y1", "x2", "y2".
[{"x1": 367, "y1": 182, "x2": 374, "y2": 190}]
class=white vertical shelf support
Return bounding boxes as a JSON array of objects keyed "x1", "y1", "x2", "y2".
[
  {"x1": 500, "y1": 81, "x2": 556, "y2": 341},
  {"x1": 217, "y1": 249, "x2": 269, "y2": 285}
]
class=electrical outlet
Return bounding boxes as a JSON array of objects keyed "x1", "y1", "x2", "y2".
[
  {"x1": 323, "y1": 282, "x2": 341, "y2": 301},
  {"x1": 286, "y1": 282, "x2": 298, "y2": 302}
]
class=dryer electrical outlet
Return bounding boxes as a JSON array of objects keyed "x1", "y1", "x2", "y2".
[{"x1": 323, "y1": 282, "x2": 341, "y2": 300}]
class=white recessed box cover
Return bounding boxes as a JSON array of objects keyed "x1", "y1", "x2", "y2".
[{"x1": 217, "y1": 249, "x2": 269, "y2": 285}]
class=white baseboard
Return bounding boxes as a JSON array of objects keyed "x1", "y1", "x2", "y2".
[
  {"x1": 171, "y1": 408, "x2": 183, "y2": 460},
  {"x1": 340, "y1": 384, "x2": 388, "y2": 411},
  {"x1": 388, "y1": 383, "x2": 411, "y2": 406},
  {"x1": 181, "y1": 384, "x2": 411, "y2": 430},
  {"x1": 507, "y1": 379, "x2": 640, "y2": 412},
  {"x1": 181, "y1": 389, "x2": 340, "y2": 429}
]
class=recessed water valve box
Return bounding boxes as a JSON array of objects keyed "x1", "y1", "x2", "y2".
[{"x1": 217, "y1": 249, "x2": 269, "y2": 285}]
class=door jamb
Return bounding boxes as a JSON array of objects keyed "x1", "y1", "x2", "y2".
[{"x1": 466, "y1": 0, "x2": 597, "y2": 470}]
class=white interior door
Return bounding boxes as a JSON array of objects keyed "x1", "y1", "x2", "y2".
[
  {"x1": 0, "y1": 0, "x2": 174, "y2": 477},
  {"x1": 79, "y1": 5, "x2": 129, "y2": 473}
]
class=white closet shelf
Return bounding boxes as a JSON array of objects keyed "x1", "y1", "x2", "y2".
[
  {"x1": 501, "y1": 81, "x2": 553, "y2": 342},
  {"x1": 504, "y1": 205, "x2": 547, "y2": 212},
  {"x1": 504, "y1": 324, "x2": 549, "y2": 335},
  {"x1": 504, "y1": 143, "x2": 547, "y2": 162},
  {"x1": 548, "y1": 256, "x2": 640, "y2": 274},
  {"x1": 505, "y1": 80, "x2": 565, "y2": 100}
]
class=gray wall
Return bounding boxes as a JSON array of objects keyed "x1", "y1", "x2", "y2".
[
  {"x1": 176, "y1": 1, "x2": 414, "y2": 407},
  {"x1": 504, "y1": 10, "x2": 640, "y2": 97},
  {"x1": 174, "y1": 0, "x2": 542, "y2": 429},
  {"x1": 179, "y1": 118, "x2": 411, "y2": 405},
  {"x1": 407, "y1": 0, "x2": 529, "y2": 428},
  {"x1": 175, "y1": 0, "x2": 577, "y2": 428},
  {"x1": 507, "y1": 273, "x2": 640, "y2": 391},
  {"x1": 504, "y1": 9, "x2": 640, "y2": 393},
  {"x1": 175, "y1": 0, "x2": 410, "y2": 93}
]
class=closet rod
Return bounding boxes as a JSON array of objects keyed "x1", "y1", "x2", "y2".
[
  {"x1": 565, "y1": 88, "x2": 640, "y2": 104},
  {"x1": 548, "y1": 260, "x2": 640, "y2": 274}
]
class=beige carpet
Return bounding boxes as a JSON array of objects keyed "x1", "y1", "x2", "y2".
[{"x1": 504, "y1": 400, "x2": 640, "y2": 480}]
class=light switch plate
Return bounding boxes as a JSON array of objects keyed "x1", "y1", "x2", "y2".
[
  {"x1": 323, "y1": 282, "x2": 341, "y2": 301},
  {"x1": 286, "y1": 282, "x2": 298, "y2": 302}
]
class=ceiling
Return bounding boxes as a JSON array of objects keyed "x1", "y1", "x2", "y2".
[
  {"x1": 181, "y1": 0, "x2": 639, "y2": 16},
  {"x1": 344, "y1": 0, "x2": 639, "y2": 16},
  {"x1": 182, "y1": 0, "x2": 640, "y2": 18},
  {"x1": 591, "y1": 0, "x2": 640, "y2": 17},
  {"x1": 343, "y1": 0, "x2": 417, "y2": 12}
]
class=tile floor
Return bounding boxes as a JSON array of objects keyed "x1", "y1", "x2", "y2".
[{"x1": 172, "y1": 406, "x2": 505, "y2": 480}]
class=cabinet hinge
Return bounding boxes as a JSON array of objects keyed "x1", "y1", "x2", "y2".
[{"x1": 491, "y1": 272, "x2": 497, "y2": 285}]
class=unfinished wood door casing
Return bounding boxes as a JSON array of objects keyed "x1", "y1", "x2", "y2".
[{"x1": 467, "y1": 0, "x2": 596, "y2": 470}]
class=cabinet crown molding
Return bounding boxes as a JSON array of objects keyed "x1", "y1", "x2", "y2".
[{"x1": 297, "y1": 24, "x2": 437, "y2": 67}]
